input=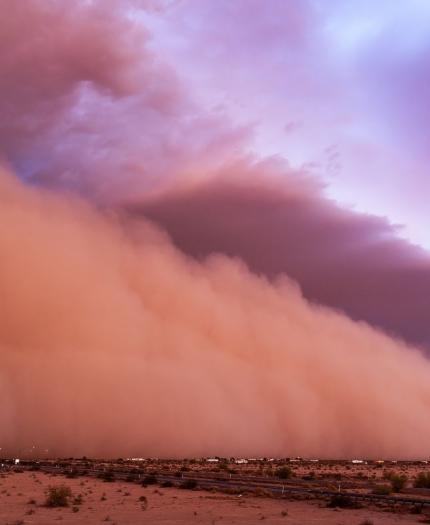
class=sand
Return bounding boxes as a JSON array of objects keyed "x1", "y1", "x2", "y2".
[{"x1": 0, "y1": 471, "x2": 428, "y2": 525}]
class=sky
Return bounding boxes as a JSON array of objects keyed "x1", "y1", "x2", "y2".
[
  {"x1": 140, "y1": 0, "x2": 430, "y2": 250},
  {"x1": 0, "y1": 0, "x2": 430, "y2": 457}
]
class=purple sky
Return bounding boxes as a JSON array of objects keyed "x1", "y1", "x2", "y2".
[{"x1": 141, "y1": 0, "x2": 430, "y2": 250}]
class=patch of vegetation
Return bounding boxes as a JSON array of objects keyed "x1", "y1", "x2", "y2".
[
  {"x1": 221, "y1": 487, "x2": 242, "y2": 495},
  {"x1": 160, "y1": 480, "x2": 173, "y2": 488},
  {"x1": 253, "y1": 487, "x2": 273, "y2": 498},
  {"x1": 390, "y1": 473, "x2": 408, "y2": 492},
  {"x1": 327, "y1": 494, "x2": 358, "y2": 509},
  {"x1": 45, "y1": 485, "x2": 72, "y2": 507},
  {"x1": 382, "y1": 470, "x2": 407, "y2": 491},
  {"x1": 99, "y1": 470, "x2": 115, "y2": 482},
  {"x1": 415, "y1": 472, "x2": 430, "y2": 489},
  {"x1": 179, "y1": 479, "x2": 198, "y2": 490},
  {"x1": 372, "y1": 484, "x2": 392, "y2": 495},
  {"x1": 142, "y1": 475, "x2": 158, "y2": 485},
  {"x1": 276, "y1": 466, "x2": 293, "y2": 479},
  {"x1": 73, "y1": 494, "x2": 83, "y2": 505}
]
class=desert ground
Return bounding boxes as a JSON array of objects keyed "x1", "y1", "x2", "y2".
[{"x1": 1, "y1": 460, "x2": 430, "y2": 525}]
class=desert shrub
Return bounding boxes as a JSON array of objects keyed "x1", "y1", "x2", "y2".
[
  {"x1": 382, "y1": 469, "x2": 394, "y2": 480},
  {"x1": 142, "y1": 475, "x2": 158, "y2": 485},
  {"x1": 390, "y1": 474, "x2": 407, "y2": 492},
  {"x1": 253, "y1": 487, "x2": 273, "y2": 498},
  {"x1": 160, "y1": 480, "x2": 173, "y2": 488},
  {"x1": 382, "y1": 470, "x2": 407, "y2": 492},
  {"x1": 415, "y1": 472, "x2": 430, "y2": 489},
  {"x1": 73, "y1": 494, "x2": 83, "y2": 505},
  {"x1": 372, "y1": 484, "x2": 391, "y2": 495},
  {"x1": 126, "y1": 473, "x2": 137, "y2": 482},
  {"x1": 276, "y1": 466, "x2": 293, "y2": 479},
  {"x1": 45, "y1": 485, "x2": 72, "y2": 507},
  {"x1": 327, "y1": 494, "x2": 357, "y2": 508},
  {"x1": 99, "y1": 470, "x2": 115, "y2": 482},
  {"x1": 222, "y1": 487, "x2": 242, "y2": 495},
  {"x1": 180, "y1": 479, "x2": 197, "y2": 490}
]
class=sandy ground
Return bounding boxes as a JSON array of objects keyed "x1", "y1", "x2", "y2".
[{"x1": 0, "y1": 471, "x2": 428, "y2": 525}]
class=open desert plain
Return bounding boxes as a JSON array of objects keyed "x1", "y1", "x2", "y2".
[{"x1": 1, "y1": 459, "x2": 430, "y2": 524}]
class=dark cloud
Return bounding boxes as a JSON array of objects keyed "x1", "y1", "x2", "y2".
[{"x1": 136, "y1": 159, "x2": 430, "y2": 349}]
